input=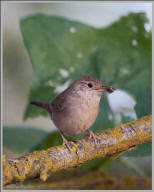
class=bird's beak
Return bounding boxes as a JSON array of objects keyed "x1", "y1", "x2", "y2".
[{"x1": 95, "y1": 86, "x2": 115, "y2": 93}]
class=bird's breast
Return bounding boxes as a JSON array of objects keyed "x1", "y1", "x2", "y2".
[{"x1": 52, "y1": 97, "x2": 100, "y2": 137}]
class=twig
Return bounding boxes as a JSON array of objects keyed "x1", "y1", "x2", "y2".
[{"x1": 3, "y1": 114, "x2": 152, "y2": 186}]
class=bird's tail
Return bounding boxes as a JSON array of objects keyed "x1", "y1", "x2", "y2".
[{"x1": 30, "y1": 101, "x2": 51, "y2": 113}]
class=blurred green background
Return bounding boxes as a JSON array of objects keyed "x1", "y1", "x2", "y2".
[{"x1": 3, "y1": 2, "x2": 152, "y2": 179}]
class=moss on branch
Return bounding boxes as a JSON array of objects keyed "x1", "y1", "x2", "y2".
[{"x1": 3, "y1": 114, "x2": 152, "y2": 186}]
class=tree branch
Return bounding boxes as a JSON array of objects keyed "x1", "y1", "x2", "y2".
[{"x1": 3, "y1": 114, "x2": 152, "y2": 186}]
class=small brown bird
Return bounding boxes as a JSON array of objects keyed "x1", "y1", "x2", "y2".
[{"x1": 30, "y1": 75, "x2": 114, "y2": 151}]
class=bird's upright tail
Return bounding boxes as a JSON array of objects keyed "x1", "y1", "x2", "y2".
[{"x1": 30, "y1": 101, "x2": 51, "y2": 113}]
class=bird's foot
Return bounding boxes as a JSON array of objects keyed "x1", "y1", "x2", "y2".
[
  {"x1": 87, "y1": 130, "x2": 101, "y2": 148},
  {"x1": 61, "y1": 135, "x2": 74, "y2": 153}
]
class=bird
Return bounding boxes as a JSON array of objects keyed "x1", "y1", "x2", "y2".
[{"x1": 30, "y1": 75, "x2": 115, "y2": 152}]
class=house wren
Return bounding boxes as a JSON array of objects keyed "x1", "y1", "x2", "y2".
[{"x1": 30, "y1": 75, "x2": 115, "y2": 152}]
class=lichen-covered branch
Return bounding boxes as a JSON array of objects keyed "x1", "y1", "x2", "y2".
[{"x1": 3, "y1": 114, "x2": 152, "y2": 186}]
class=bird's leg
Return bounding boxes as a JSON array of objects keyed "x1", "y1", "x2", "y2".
[
  {"x1": 87, "y1": 130, "x2": 101, "y2": 148},
  {"x1": 60, "y1": 131, "x2": 73, "y2": 153}
]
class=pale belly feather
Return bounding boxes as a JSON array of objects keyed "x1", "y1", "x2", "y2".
[{"x1": 52, "y1": 99, "x2": 100, "y2": 137}]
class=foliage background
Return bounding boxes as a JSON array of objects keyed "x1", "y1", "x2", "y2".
[{"x1": 3, "y1": 2, "x2": 152, "y2": 182}]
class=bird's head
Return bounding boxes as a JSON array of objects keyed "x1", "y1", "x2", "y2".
[{"x1": 71, "y1": 75, "x2": 115, "y2": 99}]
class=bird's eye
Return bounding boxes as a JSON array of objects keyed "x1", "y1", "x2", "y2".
[{"x1": 88, "y1": 83, "x2": 93, "y2": 88}]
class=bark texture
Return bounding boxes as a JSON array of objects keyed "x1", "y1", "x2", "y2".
[{"x1": 3, "y1": 114, "x2": 152, "y2": 186}]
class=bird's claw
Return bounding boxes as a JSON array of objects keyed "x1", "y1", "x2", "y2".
[
  {"x1": 60, "y1": 132, "x2": 75, "y2": 153},
  {"x1": 62, "y1": 139, "x2": 74, "y2": 153},
  {"x1": 87, "y1": 130, "x2": 101, "y2": 148}
]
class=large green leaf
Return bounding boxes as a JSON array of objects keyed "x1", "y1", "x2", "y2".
[
  {"x1": 122, "y1": 141, "x2": 152, "y2": 157},
  {"x1": 3, "y1": 126, "x2": 48, "y2": 153},
  {"x1": 20, "y1": 13, "x2": 151, "y2": 156},
  {"x1": 23, "y1": 83, "x2": 56, "y2": 119}
]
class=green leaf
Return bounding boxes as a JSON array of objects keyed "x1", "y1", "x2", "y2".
[
  {"x1": 31, "y1": 131, "x2": 62, "y2": 151},
  {"x1": 31, "y1": 130, "x2": 86, "y2": 151},
  {"x1": 122, "y1": 141, "x2": 152, "y2": 157},
  {"x1": 3, "y1": 126, "x2": 48, "y2": 153},
  {"x1": 20, "y1": 13, "x2": 151, "y2": 157},
  {"x1": 23, "y1": 83, "x2": 56, "y2": 120}
]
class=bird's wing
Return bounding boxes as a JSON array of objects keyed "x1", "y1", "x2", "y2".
[{"x1": 51, "y1": 93, "x2": 67, "y2": 113}]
